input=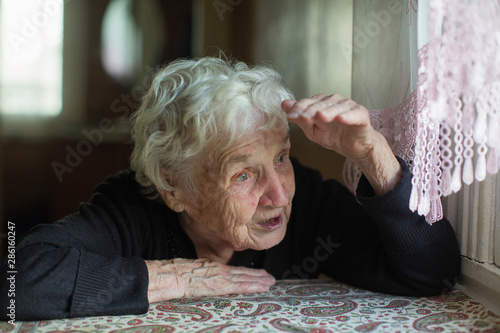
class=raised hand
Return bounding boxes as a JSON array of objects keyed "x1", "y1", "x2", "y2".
[
  {"x1": 281, "y1": 94, "x2": 375, "y2": 162},
  {"x1": 282, "y1": 94, "x2": 402, "y2": 195},
  {"x1": 146, "y1": 258, "x2": 276, "y2": 303}
]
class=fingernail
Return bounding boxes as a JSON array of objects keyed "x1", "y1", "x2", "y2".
[{"x1": 287, "y1": 113, "x2": 299, "y2": 119}]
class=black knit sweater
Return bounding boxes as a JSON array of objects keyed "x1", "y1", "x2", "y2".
[{"x1": 0, "y1": 158, "x2": 461, "y2": 320}]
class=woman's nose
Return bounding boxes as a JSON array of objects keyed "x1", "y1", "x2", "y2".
[{"x1": 258, "y1": 170, "x2": 289, "y2": 208}]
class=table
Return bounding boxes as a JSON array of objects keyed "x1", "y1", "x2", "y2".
[{"x1": 3, "y1": 279, "x2": 500, "y2": 332}]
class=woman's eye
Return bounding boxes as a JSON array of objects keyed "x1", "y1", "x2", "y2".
[
  {"x1": 236, "y1": 172, "x2": 249, "y2": 182},
  {"x1": 277, "y1": 154, "x2": 286, "y2": 164}
]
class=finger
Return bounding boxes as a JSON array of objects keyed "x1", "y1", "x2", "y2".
[
  {"x1": 299, "y1": 100, "x2": 331, "y2": 119},
  {"x1": 226, "y1": 281, "x2": 272, "y2": 295},
  {"x1": 324, "y1": 93, "x2": 346, "y2": 103},
  {"x1": 207, "y1": 264, "x2": 276, "y2": 285},
  {"x1": 281, "y1": 99, "x2": 296, "y2": 113},
  {"x1": 194, "y1": 263, "x2": 276, "y2": 289},
  {"x1": 325, "y1": 104, "x2": 369, "y2": 126},
  {"x1": 290, "y1": 94, "x2": 348, "y2": 120},
  {"x1": 315, "y1": 98, "x2": 358, "y2": 122},
  {"x1": 230, "y1": 272, "x2": 276, "y2": 286},
  {"x1": 185, "y1": 270, "x2": 274, "y2": 297},
  {"x1": 229, "y1": 266, "x2": 274, "y2": 278},
  {"x1": 312, "y1": 93, "x2": 347, "y2": 111},
  {"x1": 284, "y1": 99, "x2": 315, "y2": 119},
  {"x1": 284, "y1": 95, "x2": 327, "y2": 119}
]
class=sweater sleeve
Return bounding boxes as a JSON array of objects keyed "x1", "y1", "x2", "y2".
[
  {"x1": 289, "y1": 157, "x2": 461, "y2": 296},
  {"x1": 0, "y1": 171, "x2": 154, "y2": 320},
  {"x1": 349, "y1": 158, "x2": 461, "y2": 295}
]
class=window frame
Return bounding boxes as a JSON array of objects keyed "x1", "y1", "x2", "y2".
[{"x1": 0, "y1": 0, "x2": 88, "y2": 139}]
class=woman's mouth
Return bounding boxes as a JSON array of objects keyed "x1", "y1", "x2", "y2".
[{"x1": 258, "y1": 215, "x2": 282, "y2": 230}]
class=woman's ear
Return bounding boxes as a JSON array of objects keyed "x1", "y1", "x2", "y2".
[
  {"x1": 158, "y1": 188, "x2": 186, "y2": 213},
  {"x1": 157, "y1": 167, "x2": 186, "y2": 212}
]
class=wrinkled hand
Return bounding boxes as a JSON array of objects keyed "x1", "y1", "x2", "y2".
[
  {"x1": 281, "y1": 94, "x2": 375, "y2": 163},
  {"x1": 282, "y1": 94, "x2": 402, "y2": 195},
  {"x1": 146, "y1": 258, "x2": 276, "y2": 303}
]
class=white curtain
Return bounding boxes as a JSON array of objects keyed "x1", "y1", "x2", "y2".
[
  {"x1": 345, "y1": 0, "x2": 420, "y2": 197},
  {"x1": 346, "y1": 0, "x2": 500, "y2": 224}
]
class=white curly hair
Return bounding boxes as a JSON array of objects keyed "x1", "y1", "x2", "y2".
[{"x1": 130, "y1": 56, "x2": 294, "y2": 199}]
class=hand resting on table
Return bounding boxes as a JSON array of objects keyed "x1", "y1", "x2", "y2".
[{"x1": 146, "y1": 258, "x2": 276, "y2": 303}]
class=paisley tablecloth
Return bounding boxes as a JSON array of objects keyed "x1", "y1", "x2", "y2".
[{"x1": 2, "y1": 279, "x2": 500, "y2": 332}]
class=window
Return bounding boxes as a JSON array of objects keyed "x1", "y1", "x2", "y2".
[{"x1": 0, "y1": 0, "x2": 64, "y2": 117}]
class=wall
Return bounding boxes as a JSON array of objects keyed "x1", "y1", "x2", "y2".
[
  {"x1": 192, "y1": 0, "x2": 255, "y2": 62},
  {"x1": 252, "y1": 0, "x2": 353, "y2": 181},
  {"x1": 444, "y1": 173, "x2": 500, "y2": 314}
]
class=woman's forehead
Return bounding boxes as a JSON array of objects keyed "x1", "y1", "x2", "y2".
[{"x1": 219, "y1": 125, "x2": 290, "y2": 168}]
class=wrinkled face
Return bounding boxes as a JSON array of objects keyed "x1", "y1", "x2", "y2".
[{"x1": 177, "y1": 123, "x2": 295, "y2": 251}]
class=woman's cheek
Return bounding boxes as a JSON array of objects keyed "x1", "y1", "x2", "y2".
[
  {"x1": 234, "y1": 187, "x2": 260, "y2": 209},
  {"x1": 195, "y1": 181, "x2": 229, "y2": 211},
  {"x1": 284, "y1": 167, "x2": 296, "y2": 201},
  {"x1": 218, "y1": 194, "x2": 243, "y2": 224},
  {"x1": 223, "y1": 192, "x2": 260, "y2": 226}
]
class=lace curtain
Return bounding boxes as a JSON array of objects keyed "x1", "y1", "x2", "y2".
[{"x1": 346, "y1": 0, "x2": 500, "y2": 223}]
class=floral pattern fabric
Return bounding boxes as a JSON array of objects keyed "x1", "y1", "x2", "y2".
[{"x1": 3, "y1": 280, "x2": 500, "y2": 332}]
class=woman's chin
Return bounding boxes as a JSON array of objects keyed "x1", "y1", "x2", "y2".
[{"x1": 249, "y1": 224, "x2": 287, "y2": 251}]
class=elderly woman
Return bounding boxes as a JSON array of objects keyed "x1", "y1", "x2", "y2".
[{"x1": 1, "y1": 57, "x2": 460, "y2": 320}]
